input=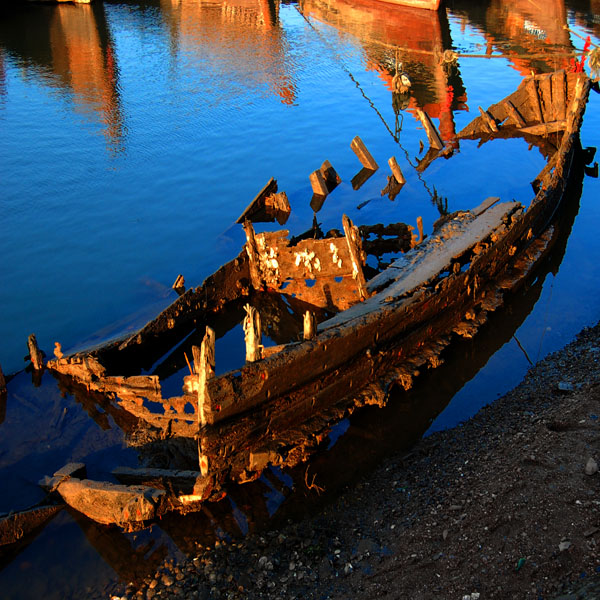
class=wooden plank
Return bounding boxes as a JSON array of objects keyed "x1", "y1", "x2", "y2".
[
  {"x1": 243, "y1": 220, "x2": 263, "y2": 290},
  {"x1": 478, "y1": 106, "x2": 499, "y2": 133},
  {"x1": 243, "y1": 305, "x2": 262, "y2": 363},
  {"x1": 416, "y1": 109, "x2": 444, "y2": 149},
  {"x1": 56, "y1": 478, "x2": 165, "y2": 526},
  {"x1": 503, "y1": 100, "x2": 526, "y2": 128},
  {"x1": 537, "y1": 74, "x2": 554, "y2": 122},
  {"x1": 519, "y1": 120, "x2": 566, "y2": 136},
  {"x1": 388, "y1": 156, "x2": 406, "y2": 185},
  {"x1": 552, "y1": 70, "x2": 567, "y2": 122},
  {"x1": 350, "y1": 136, "x2": 379, "y2": 170},
  {"x1": 309, "y1": 169, "x2": 329, "y2": 197},
  {"x1": 319, "y1": 160, "x2": 341, "y2": 192},
  {"x1": 0, "y1": 505, "x2": 62, "y2": 546},
  {"x1": 342, "y1": 215, "x2": 368, "y2": 301},
  {"x1": 528, "y1": 79, "x2": 544, "y2": 123},
  {"x1": 236, "y1": 178, "x2": 278, "y2": 223}
]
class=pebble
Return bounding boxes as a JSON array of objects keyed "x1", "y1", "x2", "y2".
[{"x1": 585, "y1": 457, "x2": 598, "y2": 476}]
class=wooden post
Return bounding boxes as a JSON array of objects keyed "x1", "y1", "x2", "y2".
[
  {"x1": 303, "y1": 311, "x2": 317, "y2": 340},
  {"x1": 388, "y1": 156, "x2": 406, "y2": 185},
  {"x1": 351, "y1": 136, "x2": 379, "y2": 170},
  {"x1": 411, "y1": 216, "x2": 424, "y2": 247},
  {"x1": 478, "y1": 106, "x2": 499, "y2": 133},
  {"x1": 503, "y1": 100, "x2": 526, "y2": 128},
  {"x1": 342, "y1": 215, "x2": 368, "y2": 300},
  {"x1": 27, "y1": 334, "x2": 44, "y2": 370},
  {"x1": 193, "y1": 327, "x2": 215, "y2": 477},
  {"x1": 243, "y1": 220, "x2": 263, "y2": 290},
  {"x1": 309, "y1": 169, "x2": 329, "y2": 197},
  {"x1": 172, "y1": 274, "x2": 185, "y2": 291},
  {"x1": 243, "y1": 304, "x2": 262, "y2": 362},
  {"x1": 416, "y1": 109, "x2": 444, "y2": 150}
]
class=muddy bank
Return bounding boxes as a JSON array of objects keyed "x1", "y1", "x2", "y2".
[{"x1": 108, "y1": 320, "x2": 600, "y2": 599}]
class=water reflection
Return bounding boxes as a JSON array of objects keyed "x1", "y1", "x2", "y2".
[
  {"x1": 159, "y1": 0, "x2": 296, "y2": 104},
  {"x1": 0, "y1": 3, "x2": 125, "y2": 154},
  {"x1": 299, "y1": 0, "x2": 468, "y2": 142}
]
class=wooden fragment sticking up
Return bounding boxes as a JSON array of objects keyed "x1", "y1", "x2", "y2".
[
  {"x1": 342, "y1": 215, "x2": 368, "y2": 301},
  {"x1": 193, "y1": 327, "x2": 215, "y2": 477},
  {"x1": 27, "y1": 334, "x2": 44, "y2": 370},
  {"x1": 172, "y1": 274, "x2": 185, "y2": 295},
  {"x1": 243, "y1": 304, "x2": 263, "y2": 363},
  {"x1": 309, "y1": 169, "x2": 329, "y2": 197},
  {"x1": 388, "y1": 156, "x2": 406, "y2": 185},
  {"x1": 478, "y1": 106, "x2": 499, "y2": 133},
  {"x1": 243, "y1": 220, "x2": 263, "y2": 290},
  {"x1": 303, "y1": 311, "x2": 317, "y2": 340},
  {"x1": 53, "y1": 342, "x2": 63, "y2": 360},
  {"x1": 503, "y1": 100, "x2": 526, "y2": 128},
  {"x1": 411, "y1": 216, "x2": 424, "y2": 247},
  {"x1": 351, "y1": 136, "x2": 379, "y2": 170},
  {"x1": 416, "y1": 109, "x2": 444, "y2": 150}
]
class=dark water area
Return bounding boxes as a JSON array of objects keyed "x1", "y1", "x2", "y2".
[{"x1": 1, "y1": 0, "x2": 600, "y2": 596}]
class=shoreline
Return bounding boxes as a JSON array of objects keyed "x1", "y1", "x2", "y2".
[{"x1": 111, "y1": 320, "x2": 600, "y2": 599}]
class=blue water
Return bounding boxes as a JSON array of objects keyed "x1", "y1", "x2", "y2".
[{"x1": 1, "y1": 0, "x2": 600, "y2": 595}]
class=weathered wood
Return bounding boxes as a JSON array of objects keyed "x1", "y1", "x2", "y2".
[
  {"x1": 351, "y1": 136, "x2": 379, "y2": 170},
  {"x1": 236, "y1": 177, "x2": 278, "y2": 224},
  {"x1": 381, "y1": 176, "x2": 403, "y2": 201},
  {"x1": 528, "y1": 79, "x2": 544, "y2": 123},
  {"x1": 309, "y1": 169, "x2": 329, "y2": 197},
  {"x1": 27, "y1": 334, "x2": 44, "y2": 370},
  {"x1": 172, "y1": 274, "x2": 185, "y2": 290},
  {"x1": 416, "y1": 109, "x2": 444, "y2": 150},
  {"x1": 112, "y1": 467, "x2": 211, "y2": 497},
  {"x1": 55, "y1": 477, "x2": 165, "y2": 527},
  {"x1": 519, "y1": 120, "x2": 566, "y2": 136},
  {"x1": 503, "y1": 100, "x2": 526, "y2": 128},
  {"x1": 243, "y1": 305, "x2": 262, "y2": 363},
  {"x1": 243, "y1": 220, "x2": 263, "y2": 290},
  {"x1": 0, "y1": 505, "x2": 62, "y2": 546},
  {"x1": 388, "y1": 156, "x2": 406, "y2": 185},
  {"x1": 319, "y1": 160, "x2": 341, "y2": 192},
  {"x1": 196, "y1": 327, "x2": 215, "y2": 475},
  {"x1": 478, "y1": 106, "x2": 499, "y2": 133},
  {"x1": 342, "y1": 215, "x2": 368, "y2": 301},
  {"x1": 552, "y1": 70, "x2": 567, "y2": 122},
  {"x1": 303, "y1": 311, "x2": 317, "y2": 340}
]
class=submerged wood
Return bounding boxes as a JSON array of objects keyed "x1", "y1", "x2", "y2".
[
  {"x1": 236, "y1": 178, "x2": 290, "y2": 225},
  {"x1": 45, "y1": 71, "x2": 591, "y2": 528},
  {"x1": 0, "y1": 505, "x2": 62, "y2": 546}
]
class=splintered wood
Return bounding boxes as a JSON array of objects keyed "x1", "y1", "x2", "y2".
[{"x1": 243, "y1": 305, "x2": 263, "y2": 363}]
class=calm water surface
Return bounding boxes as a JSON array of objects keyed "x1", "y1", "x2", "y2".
[{"x1": 1, "y1": 0, "x2": 600, "y2": 596}]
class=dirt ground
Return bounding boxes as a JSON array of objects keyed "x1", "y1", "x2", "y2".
[{"x1": 115, "y1": 321, "x2": 600, "y2": 600}]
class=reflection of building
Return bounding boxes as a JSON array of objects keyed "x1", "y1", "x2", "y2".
[
  {"x1": 160, "y1": 0, "x2": 296, "y2": 105},
  {"x1": 566, "y1": 0, "x2": 600, "y2": 44},
  {"x1": 451, "y1": 0, "x2": 574, "y2": 75},
  {"x1": 298, "y1": 0, "x2": 467, "y2": 141},
  {"x1": 0, "y1": 4, "x2": 124, "y2": 153}
]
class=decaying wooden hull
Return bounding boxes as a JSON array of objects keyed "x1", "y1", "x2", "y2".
[{"x1": 45, "y1": 70, "x2": 591, "y2": 527}]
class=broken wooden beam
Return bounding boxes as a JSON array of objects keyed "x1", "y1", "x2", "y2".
[
  {"x1": 309, "y1": 169, "x2": 329, "y2": 197},
  {"x1": 195, "y1": 327, "x2": 215, "y2": 477},
  {"x1": 243, "y1": 220, "x2": 263, "y2": 290},
  {"x1": 351, "y1": 136, "x2": 379, "y2": 170},
  {"x1": 416, "y1": 109, "x2": 444, "y2": 150},
  {"x1": 388, "y1": 156, "x2": 406, "y2": 185},
  {"x1": 27, "y1": 334, "x2": 44, "y2": 370},
  {"x1": 342, "y1": 215, "x2": 368, "y2": 300},
  {"x1": 0, "y1": 505, "x2": 62, "y2": 546},
  {"x1": 243, "y1": 305, "x2": 262, "y2": 363},
  {"x1": 503, "y1": 100, "x2": 526, "y2": 128},
  {"x1": 303, "y1": 311, "x2": 317, "y2": 340},
  {"x1": 172, "y1": 274, "x2": 185, "y2": 292},
  {"x1": 478, "y1": 106, "x2": 499, "y2": 133},
  {"x1": 39, "y1": 462, "x2": 87, "y2": 492},
  {"x1": 236, "y1": 178, "x2": 278, "y2": 224}
]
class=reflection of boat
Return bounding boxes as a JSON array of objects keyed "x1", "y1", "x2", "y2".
[
  {"x1": 451, "y1": 0, "x2": 574, "y2": 75},
  {"x1": 0, "y1": 3, "x2": 124, "y2": 152},
  {"x1": 159, "y1": 0, "x2": 296, "y2": 105},
  {"x1": 377, "y1": 0, "x2": 440, "y2": 9},
  {"x1": 299, "y1": 0, "x2": 466, "y2": 141},
  {"x1": 46, "y1": 71, "x2": 590, "y2": 528}
]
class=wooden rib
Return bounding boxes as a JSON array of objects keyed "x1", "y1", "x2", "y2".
[
  {"x1": 342, "y1": 215, "x2": 368, "y2": 300},
  {"x1": 388, "y1": 156, "x2": 406, "y2": 185},
  {"x1": 503, "y1": 100, "x2": 526, "y2": 128},
  {"x1": 243, "y1": 220, "x2": 263, "y2": 290}
]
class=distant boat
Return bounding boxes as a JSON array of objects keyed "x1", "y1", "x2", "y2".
[{"x1": 379, "y1": 0, "x2": 441, "y2": 9}]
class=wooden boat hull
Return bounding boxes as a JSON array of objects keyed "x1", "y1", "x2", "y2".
[{"x1": 45, "y1": 70, "x2": 591, "y2": 527}]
